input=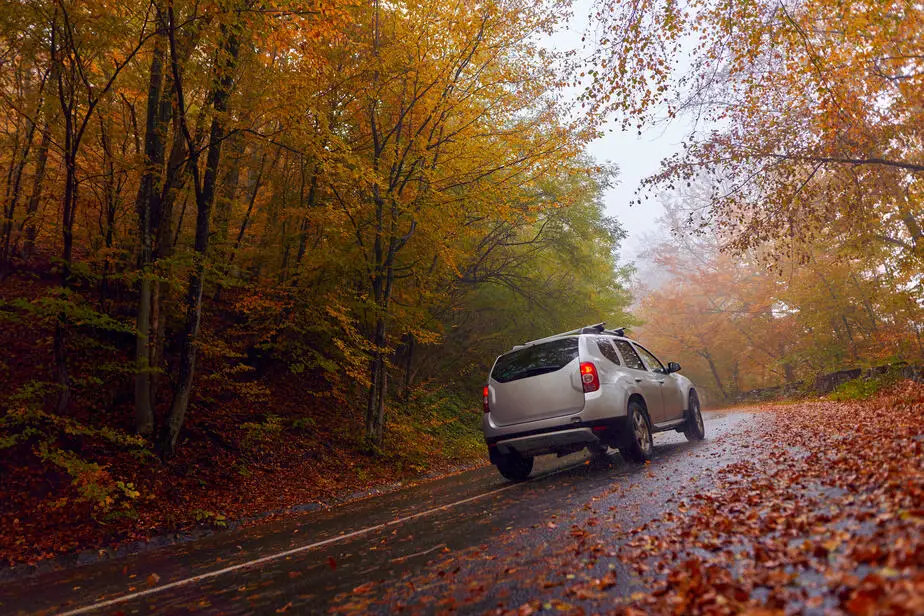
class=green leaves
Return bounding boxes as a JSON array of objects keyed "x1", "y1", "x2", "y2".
[{"x1": 0, "y1": 291, "x2": 134, "y2": 334}]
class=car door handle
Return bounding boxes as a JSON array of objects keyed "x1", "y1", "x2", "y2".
[
  {"x1": 634, "y1": 378, "x2": 642, "y2": 383},
  {"x1": 657, "y1": 380, "x2": 665, "y2": 384}
]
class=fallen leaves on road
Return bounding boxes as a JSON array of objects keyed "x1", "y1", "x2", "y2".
[{"x1": 616, "y1": 381, "x2": 923, "y2": 615}]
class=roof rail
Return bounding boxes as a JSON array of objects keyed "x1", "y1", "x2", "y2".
[
  {"x1": 603, "y1": 327, "x2": 626, "y2": 337},
  {"x1": 579, "y1": 322, "x2": 606, "y2": 334},
  {"x1": 515, "y1": 322, "x2": 607, "y2": 348}
]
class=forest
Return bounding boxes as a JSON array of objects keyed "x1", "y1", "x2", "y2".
[{"x1": 1, "y1": 0, "x2": 921, "y2": 565}]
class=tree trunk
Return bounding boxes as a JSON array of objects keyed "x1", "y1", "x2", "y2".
[
  {"x1": 51, "y1": 15, "x2": 76, "y2": 415},
  {"x1": 365, "y1": 234, "x2": 397, "y2": 446},
  {"x1": 0, "y1": 117, "x2": 24, "y2": 278},
  {"x1": 20, "y1": 123, "x2": 50, "y2": 261},
  {"x1": 365, "y1": 178, "x2": 387, "y2": 445},
  {"x1": 366, "y1": 317, "x2": 387, "y2": 445},
  {"x1": 402, "y1": 331, "x2": 415, "y2": 401},
  {"x1": 149, "y1": 82, "x2": 191, "y2": 403},
  {"x1": 850, "y1": 272, "x2": 878, "y2": 333},
  {"x1": 0, "y1": 103, "x2": 40, "y2": 277},
  {"x1": 172, "y1": 193, "x2": 188, "y2": 247},
  {"x1": 211, "y1": 132, "x2": 243, "y2": 301},
  {"x1": 294, "y1": 170, "x2": 319, "y2": 270},
  {"x1": 839, "y1": 315, "x2": 859, "y2": 361},
  {"x1": 133, "y1": 32, "x2": 167, "y2": 437},
  {"x1": 213, "y1": 132, "x2": 243, "y2": 249},
  {"x1": 55, "y1": 142, "x2": 78, "y2": 414},
  {"x1": 160, "y1": 16, "x2": 241, "y2": 458},
  {"x1": 229, "y1": 148, "x2": 270, "y2": 267},
  {"x1": 364, "y1": 1, "x2": 387, "y2": 447},
  {"x1": 98, "y1": 112, "x2": 118, "y2": 308},
  {"x1": 699, "y1": 348, "x2": 728, "y2": 401}
]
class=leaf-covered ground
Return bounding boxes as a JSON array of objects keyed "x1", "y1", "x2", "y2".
[
  {"x1": 1, "y1": 419, "x2": 485, "y2": 573},
  {"x1": 0, "y1": 289, "x2": 486, "y2": 573},
  {"x1": 614, "y1": 381, "x2": 923, "y2": 615},
  {"x1": 0, "y1": 273, "x2": 488, "y2": 571},
  {"x1": 0, "y1": 394, "x2": 486, "y2": 572},
  {"x1": 1, "y1": 432, "x2": 485, "y2": 574},
  {"x1": 329, "y1": 382, "x2": 923, "y2": 615}
]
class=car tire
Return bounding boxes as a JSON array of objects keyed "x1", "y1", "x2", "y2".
[
  {"x1": 495, "y1": 452, "x2": 534, "y2": 482},
  {"x1": 683, "y1": 390, "x2": 706, "y2": 442},
  {"x1": 619, "y1": 401, "x2": 653, "y2": 463}
]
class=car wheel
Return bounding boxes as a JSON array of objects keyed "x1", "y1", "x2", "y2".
[
  {"x1": 683, "y1": 390, "x2": 706, "y2": 442},
  {"x1": 619, "y1": 401, "x2": 653, "y2": 463},
  {"x1": 494, "y1": 452, "x2": 534, "y2": 482}
]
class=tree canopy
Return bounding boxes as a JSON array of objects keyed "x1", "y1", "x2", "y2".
[
  {"x1": 590, "y1": 0, "x2": 923, "y2": 271},
  {"x1": 0, "y1": 0, "x2": 630, "y2": 458}
]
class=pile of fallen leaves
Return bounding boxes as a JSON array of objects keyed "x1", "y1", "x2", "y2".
[{"x1": 616, "y1": 381, "x2": 923, "y2": 615}]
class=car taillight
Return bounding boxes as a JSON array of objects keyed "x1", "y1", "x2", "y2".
[
  {"x1": 580, "y1": 362, "x2": 600, "y2": 393},
  {"x1": 483, "y1": 385, "x2": 490, "y2": 413}
]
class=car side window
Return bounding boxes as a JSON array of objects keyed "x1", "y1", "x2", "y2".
[
  {"x1": 634, "y1": 343, "x2": 666, "y2": 373},
  {"x1": 613, "y1": 339, "x2": 646, "y2": 371},
  {"x1": 595, "y1": 337, "x2": 621, "y2": 365}
]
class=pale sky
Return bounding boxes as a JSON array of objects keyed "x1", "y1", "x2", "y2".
[
  {"x1": 547, "y1": 0, "x2": 694, "y2": 258},
  {"x1": 586, "y1": 113, "x2": 691, "y2": 257}
]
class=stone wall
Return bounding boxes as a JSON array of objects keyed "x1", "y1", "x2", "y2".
[{"x1": 732, "y1": 363, "x2": 923, "y2": 404}]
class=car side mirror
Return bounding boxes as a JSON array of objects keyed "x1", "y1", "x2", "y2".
[{"x1": 667, "y1": 362, "x2": 681, "y2": 373}]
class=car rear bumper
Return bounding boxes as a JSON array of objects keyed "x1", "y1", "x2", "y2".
[
  {"x1": 492, "y1": 427, "x2": 600, "y2": 457},
  {"x1": 487, "y1": 417, "x2": 629, "y2": 459}
]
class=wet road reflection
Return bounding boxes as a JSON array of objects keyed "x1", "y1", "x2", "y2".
[{"x1": 0, "y1": 410, "x2": 755, "y2": 615}]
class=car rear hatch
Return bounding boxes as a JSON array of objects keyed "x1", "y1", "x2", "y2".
[{"x1": 488, "y1": 337, "x2": 584, "y2": 427}]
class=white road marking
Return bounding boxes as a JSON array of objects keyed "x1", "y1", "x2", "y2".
[
  {"x1": 389, "y1": 542, "x2": 446, "y2": 563},
  {"x1": 55, "y1": 465, "x2": 577, "y2": 616}
]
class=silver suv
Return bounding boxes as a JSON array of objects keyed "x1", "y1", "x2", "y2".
[{"x1": 482, "y1": 323, "x2": 704, "y2": 481}]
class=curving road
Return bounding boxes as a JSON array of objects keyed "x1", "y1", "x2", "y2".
[{"x1": 0, "y1": 410, "x2": 758, "y2": 615}]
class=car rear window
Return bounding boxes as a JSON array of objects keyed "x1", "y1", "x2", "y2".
[{"x1": 491, "y1": 337, "x2": 579, "y2": 383}]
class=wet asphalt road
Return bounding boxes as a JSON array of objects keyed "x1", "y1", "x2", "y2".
[{"x1": 1, "y1": 410, "x2": 758, "y2": 615}]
